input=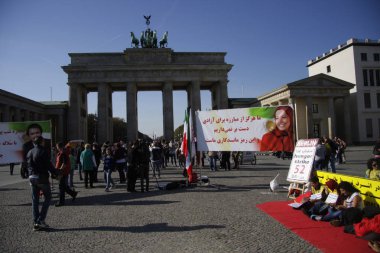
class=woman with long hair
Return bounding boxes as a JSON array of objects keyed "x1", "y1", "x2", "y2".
[{"x1": 260, "y1": 106, "x2": 294, "y2": 153}]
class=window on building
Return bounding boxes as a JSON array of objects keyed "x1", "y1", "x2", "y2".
[
  {"x1": 312, "y1": 104, "x2": 319, "y2": 113},
  {"x1": 313, "y1": 123, "x2": 320, "y2": 138},
  {"x1": 326, "y1": 65, "x2": 331, "y2": 73},
  {"x1": 369, "y1": 69, "x2": 375, "y2": 86},
  {"x1": 377, "y1": 93, "x2": 380, "y2": 108},
  {"x1": 374, "y1": 53, "x2": 380, "y2": 62},
  {"x1": 376, "y1": 70, "x2": 380, "y2": 86},
  {"x1": 361, "y1": 53, "x2": 367, "y2": 61},
  {"x1": 363, "y1": 69, "x2": 368, "y2": 86},
  {"x1": 364, "y1": 93, "x2": 371, "y2": 108},
  {"x1": 366, "y1": 118, "x2": 373, "y2": 138}
]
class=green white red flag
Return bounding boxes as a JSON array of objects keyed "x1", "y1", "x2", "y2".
[{"x1": 181, "y1": 107, "x2": 195, "y2": 182}]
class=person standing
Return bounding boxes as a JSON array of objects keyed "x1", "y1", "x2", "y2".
[
  {"x1": 68, "y1": 148, "x2": 76, "y2": 189},
  {"x1": 103, "y1": 148, "x2": 115, "y2": 192},
  {"x1": 9, "y1": 163, "x2": 15, "y2": 175},
  {"x1": 76, "y1": 142, "x2": 85, "y2": 181},
  {"x1": 208, "y1": 151, "x2": 218, "y2": 171},
  {"x1": 373, "y1": 139, "x2": 380, "y2": 159},
  {"x1": 55, "y1": 142, "x2": 78, "y2": 207},
  {"x1": 221, "y1": 151, "x2": 231, "y2": 171},
  {"x1": 150, "y1": 141, "x2": 162, "y2": 178},
  {"x1": 80, "y1": 143, "x2": 97, "y2": 188},
  {"x1": 92, "y1": 142, "x2": 101, "y2": 183},
  {"x1": 137, "y1": 140, "x2": 150, "y2": 192},
  {"x1": 22, "y1": 123, "x2": 51, "y2": 179},
  {"x1": 314, "y1": 138, "x2": 326, "y2": 171},
  {"x1": 27, "y1": 136, "x2": 59, "y2": 231},
  {"x1": 113, "y1": 143, "x2": 127, "y2": 184}
]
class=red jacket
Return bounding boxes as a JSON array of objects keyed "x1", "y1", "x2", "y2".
[
  {"x1": 260, "y1": 129, "x2": 294, "y2": 152},
  {"x1": 354, "y1": 214, "x2": 380, "y2": 237},
  {"x1": 55, "y1": 150, "x2": 70, "y2": 176}
]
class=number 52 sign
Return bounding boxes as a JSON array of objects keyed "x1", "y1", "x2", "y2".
[{"x1": 287, "y1": 139, "x2": 319, "y2": 183}]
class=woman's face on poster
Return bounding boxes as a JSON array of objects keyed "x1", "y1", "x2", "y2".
[{"x1": 275, "y1": 109, "x2": 290, "y2": 131}]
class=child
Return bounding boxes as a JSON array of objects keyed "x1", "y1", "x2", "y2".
[{"x1": 103, "y1": 148, "x2": 115, "y2": 192}]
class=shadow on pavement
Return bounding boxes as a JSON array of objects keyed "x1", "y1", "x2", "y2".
[{"x1": 45, "y1": 223, "x2": 225, "y2": 233}]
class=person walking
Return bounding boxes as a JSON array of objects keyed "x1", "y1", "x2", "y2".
[
  {"x1": 55, "y1": 142, "x2": 78, "y2": 207},
  {"x1": 80, "y1": 143, "x2": 97, "y2": 188},
  {"x1": 27, "y1": 136, "x2": 60, "y2": 231}
]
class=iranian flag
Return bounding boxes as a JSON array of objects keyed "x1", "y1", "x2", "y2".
[{"x1": 181, "y1": 107, "x2": 195, "y2": 182}]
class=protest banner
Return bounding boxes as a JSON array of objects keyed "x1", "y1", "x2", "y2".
[
  {"x1": 0, "y1": 121, "x2": 51, "y2": 164},
  {"x1": 195, "y1": 106, "x2": 294, "y2": 152},
  {"x1": 287, "y1": 138, "x2": 318, "y2": 183}
]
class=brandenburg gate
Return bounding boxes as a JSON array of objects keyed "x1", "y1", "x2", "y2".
[{"x1": 62, "y1": 27, "x2": 232, "y2": 143}]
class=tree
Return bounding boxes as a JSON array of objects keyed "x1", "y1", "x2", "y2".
[
  {"x1": 113, "y1": 117, "x2": 127, "y2": 143},
  {"x1": 87, "y1": 113, "x2": 97, "y2": 143},
  {"x1": 174, "y1": 124, "x2": 184, "y2": 142}
]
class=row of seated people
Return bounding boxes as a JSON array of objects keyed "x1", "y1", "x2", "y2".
[{"x1": 293, "y1": 176, "x2": 380, "y2": 252}]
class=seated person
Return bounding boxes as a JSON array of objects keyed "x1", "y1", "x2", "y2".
[
  {"x1": 306, "y1": 179, "x2": 340, "y2": 220},
  {"x1": 322, "y1": 181, "x2": 363, "y2": 226},
  {"x1": 298, "y1": 176, "x2": 327, "y2": 214},
  {"x1": 366, "y1": 158, "x2": 380, "y2": 180}
]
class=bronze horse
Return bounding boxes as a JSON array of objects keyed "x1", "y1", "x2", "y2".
[
  {"x1": 159, "y1": 31, "x2": 168, "y2": 48},
  {"x1": 130, "y1": 32, "x2": 139, "y2": 48}
]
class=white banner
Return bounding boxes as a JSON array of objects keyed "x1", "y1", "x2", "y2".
[
  {"x1": 287, "y1": 139, "x2": 318, "y2": 183},
  {"x1": 0, "y1": 121, "x2": 51, "y2": 164},
  {"x1": 196, "y1": 106, "x2": 294, "y2": 152}
]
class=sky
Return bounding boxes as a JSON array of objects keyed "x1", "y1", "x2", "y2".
[{"x1": 1, "y1": 0, "x2": 379, "y2": 138}]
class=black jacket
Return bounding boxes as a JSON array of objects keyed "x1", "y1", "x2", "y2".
[{"x1": 27, "y1": 144, "x2": 56, "y2": 184}]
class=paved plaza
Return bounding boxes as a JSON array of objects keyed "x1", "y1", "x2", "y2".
[{"x1": 0, "y1": 146, "x2": 373, "y2": 253}]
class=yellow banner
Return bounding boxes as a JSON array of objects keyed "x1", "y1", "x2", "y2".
[{"x1": 316, "y1": 171, "x2": 380, "y2": 208}]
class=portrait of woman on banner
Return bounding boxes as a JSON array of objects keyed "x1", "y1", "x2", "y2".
[{"x1": 260, "y1": 106, "x2": 294, "y2": 152}]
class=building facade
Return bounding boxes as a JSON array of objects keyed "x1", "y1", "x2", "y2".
[
  {"x1": 307, "y1": 38, "x2": 380, "y2": 144},
  {"x1": 229, "y1": 74, "x2": 354, "y2": 143},
  {"x1": 0, "y1": 89, "x2": 68, "y2": 143}
]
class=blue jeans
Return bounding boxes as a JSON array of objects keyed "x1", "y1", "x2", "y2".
[
  {"x1": 209, "y1": 157, "x2": 217, "y2": 171},
  {"x1": 68, "y1": 169, "x2": 74, "y2": 188},
  {"x1": 152, "y1": 161, "x2": 161, "y2": 176},
  {"x1": 31, "y1": 183, "x2": 51, "y2": 224},
  {"x1": 104, "y1": 170, "x2": 114, "y2": 189},
  {"x1": 322, "y1": 206, "x2": 342, "y2": 221}
]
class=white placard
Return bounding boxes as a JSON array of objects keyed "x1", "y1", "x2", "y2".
[
  {"x1": 324, "y1": 193, "x2": 338, "y2": 204},
  {"x1": 287, "y1": 139, "x2": 319, "y2": 183},
  {"x1": 310, "y1": 193, "x2": 322, "y2": 200}
]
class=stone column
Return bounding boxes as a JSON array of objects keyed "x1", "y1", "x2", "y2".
[
  {"x1": 98, "y1": 83, "x2": 113, "y2": 144},
  {"x1": 219, "y1": 80, "x2": 228, "y2": 109},
  {"x1": 68, "y1": 84, "x2": 82, "y2": 140},
  {"x1": 127, "y1": 82, "x2": 138, "y2": 142},
  {"x1": 343, "y1": 96, "x2": 352, "y2": 144},
  {"x1": 162, "y1": 82, "x2": 174, "y2": 141},
  {"x1": 327, "y1": 97, "x2": 336, "y2": 139},
  {"x1": 288, "y1": 97, "x2": 297, "y2": 143},
  {"x1": 306, "y1": 97, "x2": 314, "y2": 138},
  {"x1": 211, "y1": 84, "x2": 220, "y2": 110},
  {"x1": 191, "y1": 80, "x2": 201, "y2": 137}
]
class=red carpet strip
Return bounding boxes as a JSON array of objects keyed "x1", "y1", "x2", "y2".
[{"x1": 256, "y1": 201, "x2": 371, "y2": 253}]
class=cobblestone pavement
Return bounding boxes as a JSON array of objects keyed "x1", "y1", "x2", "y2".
[{"x1": 0, "y1": 146, "x2": 372, "y2": 253}]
